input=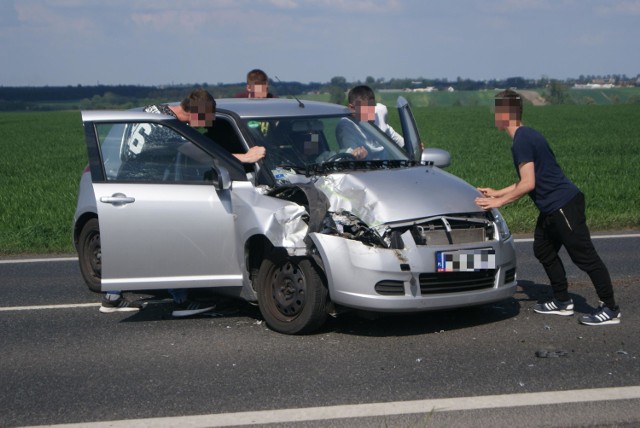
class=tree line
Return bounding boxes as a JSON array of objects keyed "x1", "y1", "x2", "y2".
[{"x1": 0, "y1": 74, "x2": 637, "y2": 111}]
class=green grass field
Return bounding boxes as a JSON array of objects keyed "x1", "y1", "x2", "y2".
[{"x1": 1, "y1": 105, "x2": 638, "y2": 254}]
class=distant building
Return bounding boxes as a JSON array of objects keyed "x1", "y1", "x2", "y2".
[
  {"x1": 411, "y1": 86, "x2": 437, "y2": 93},
  {"x1": 573, "y1": 83, "x2": 615, "y2": 89}
]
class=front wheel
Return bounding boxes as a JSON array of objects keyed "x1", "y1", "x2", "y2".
[
  {"x1": 256, "y1": 252, "x2": 328, "y2": 334},
  {"x1": 78, "y1": 218, "x2": 102, "y2": 293}
]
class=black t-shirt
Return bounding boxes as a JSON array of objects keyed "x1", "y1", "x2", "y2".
[{"x1": 511, "y1": 126, "x2": 579, "y2": 214}]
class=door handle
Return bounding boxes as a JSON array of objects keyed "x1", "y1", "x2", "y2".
[{"x1": 100, "y1": 193, "x2": 135, "y2": 206}]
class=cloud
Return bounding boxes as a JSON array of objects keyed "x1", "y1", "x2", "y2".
[
  {"x1": 596, "y1": 0, "x2": 640, "y2": 16},
  {"x1": 12, "y1": 0, "x2": 97, "y2": 36}
]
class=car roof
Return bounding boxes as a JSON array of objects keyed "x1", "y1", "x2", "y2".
[
  {"x1": 216, "y1": 98, "x2": 351, "y2": 119},
  {"x1": 81, "y1": 98, "x2": 352, "y2": 123}
]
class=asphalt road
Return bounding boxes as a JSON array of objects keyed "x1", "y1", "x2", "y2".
[{"x1": 1, "y1": 234, "x2": 639, "y2": 427}]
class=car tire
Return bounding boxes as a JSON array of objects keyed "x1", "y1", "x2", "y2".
[
  {"x1": 78, "y1": 218, "x2": 102, "y2": 293},
  {"x1": 256, "y1": 252, "x2": 328, "y2": 334}
]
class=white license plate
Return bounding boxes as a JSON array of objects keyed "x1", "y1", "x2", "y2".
[{"x1": 436, "y1": 249, "x2": 496, "y2": 272}]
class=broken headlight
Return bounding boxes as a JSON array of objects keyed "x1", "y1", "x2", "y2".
[{"x1": 321, "y1": 210, "x2": 387, "y2": 247}]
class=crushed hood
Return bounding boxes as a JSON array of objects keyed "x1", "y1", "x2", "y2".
[{"x1": 314, "y1": 166, "x2": 482, "y2": 226}]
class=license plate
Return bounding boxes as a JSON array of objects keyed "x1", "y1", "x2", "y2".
[{"x1": 436, "y1": 249, "x2": 496, "y2": 272}]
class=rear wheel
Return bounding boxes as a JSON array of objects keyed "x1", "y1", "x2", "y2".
[
  {"x1": 78, "y1": 218, "x2": 102, "y2": 293},
  {"x1": 256, "y1": 252, "x2": 328, "y2": 334}
]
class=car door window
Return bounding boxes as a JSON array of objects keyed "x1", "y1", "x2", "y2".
[{"x1": 95, "y1": 122, "x2": 216, "y2": 183}]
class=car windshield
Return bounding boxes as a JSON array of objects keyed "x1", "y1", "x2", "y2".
[{"x1": 241, "y1": 115, "x2": 410, "y2": 175}]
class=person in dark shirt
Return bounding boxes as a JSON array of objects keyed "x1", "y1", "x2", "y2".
[
  {"x1": 475, "y1": 89, "x2": 620, "y2": 326},
  {"x1": 101, "y1": 88, "x2": 264, "y2": 317}
]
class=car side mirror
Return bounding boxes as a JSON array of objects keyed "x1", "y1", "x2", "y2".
[
  {"x1": 421, "y1": 148, "x2": 451, "y2": 168},
  {"x1": 205, "y1": 165, "x2": 232, "y2": 190}
]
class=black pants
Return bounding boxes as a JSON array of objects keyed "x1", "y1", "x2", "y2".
[{"x1": 533, "y1": 192, "x2": 616, "y2": 309}]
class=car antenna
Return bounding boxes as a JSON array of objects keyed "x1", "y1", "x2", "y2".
[{"x1": 274, "y1": 75, "x2": 305, "y2": 108}]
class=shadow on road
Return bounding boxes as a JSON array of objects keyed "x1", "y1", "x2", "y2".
[{"x1": 112, "y1": 279, "x2": 602, "y2": 336}]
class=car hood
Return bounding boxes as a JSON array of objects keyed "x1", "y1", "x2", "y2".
[{"x1": 314, "y1": 166, "x2": 482, "y2": 227}]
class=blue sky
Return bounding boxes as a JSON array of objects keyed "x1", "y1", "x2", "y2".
[{"x1": 1, "y1": 0, "x2": 638, "y2": 86}]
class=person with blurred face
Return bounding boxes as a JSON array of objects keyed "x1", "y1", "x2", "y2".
[
  {"x1": 333, "y1": 85, "x2": 388, "y2": 160},
  {"x1": 236, "y1": 69, "x2": 275, "y2": 99},
  {"x1": 475, "y1": 89, "x2": 620, "y2": 326},
  {"x1": 101, "y1": 88, "x2": 264, "y2": 317}
]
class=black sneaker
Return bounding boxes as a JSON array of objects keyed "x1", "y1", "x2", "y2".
[
  {"x1": 533, "y1": 298, "x2": 574, "y2": 316},
  {"x1": 99, "y1": 296, "x2": 142, "y2": 313},
  {"x1": 579, "y1": 303, "x2": 621, "y2": 326},
  {"x1": 172, "y1": 301, "x2": 216, "y2": 318}
]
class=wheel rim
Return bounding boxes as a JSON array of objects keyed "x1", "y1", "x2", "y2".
[
  {"x1": 269, "y1": 261, "x2": 306, "y2": 318},
  {"x1": 85, "y1": 231, "x2": 101, "y2": 279}
]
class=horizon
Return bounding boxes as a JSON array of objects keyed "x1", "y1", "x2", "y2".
[{"x1": 1, "y1": 73, "x2": 637, "y2": 89}]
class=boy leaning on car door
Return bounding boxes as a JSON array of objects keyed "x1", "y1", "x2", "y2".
[
  {"x1": 474, "y1": 89, "x2": 620, "y2": 326},
  {"x1": 100, "y1": 88, "x2": 265, "y2": 318}
]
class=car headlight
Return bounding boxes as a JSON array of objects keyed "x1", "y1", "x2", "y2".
[
  {"x1": 321, "y1": 210, "x2": 387, "y2": 247},
  {"x1": 491, "y1": 209, "x2": 511, "y2": 241}
]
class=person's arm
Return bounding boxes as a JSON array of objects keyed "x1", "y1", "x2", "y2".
[
  {"x1": 335, "y1": 119, "x2": 368, "y2": 159},
  {"x1": 475, "y1": 162, "x2": 535, "y2": 209},
  {"x1": 375, "y1": 103, "x2": 405, "y2": 148},
  {"x1": 476, "y1": 183, "x2": 516, "y2": 198},
  {"x1": 233, "y1": 146, "x2": 266, "y2": 163}
]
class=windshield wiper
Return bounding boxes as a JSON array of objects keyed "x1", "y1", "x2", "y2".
[
  {"x1": 274, "y1": 164, "x2": 308, "y2": 174},
  {"x1": 304, "y1": 160, "x2": 426, "y2": 176}
]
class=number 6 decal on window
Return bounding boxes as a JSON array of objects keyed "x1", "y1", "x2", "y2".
[{"x1": 127, "y1": 123, "x2": 152, "y2": 155}]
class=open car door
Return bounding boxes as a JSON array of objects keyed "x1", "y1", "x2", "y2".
[
  {"x1": 396, "y1": 96, "x2": 423, "y2": 162},
  {"x1": 397, "y1": 96, "x2": 451, "y2": 167}
]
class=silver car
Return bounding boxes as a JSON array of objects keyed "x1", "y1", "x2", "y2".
[{"x1": 74, "y1": 97, "x2": 516, "y2": 334}]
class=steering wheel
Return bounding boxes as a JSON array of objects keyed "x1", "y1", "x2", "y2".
[{"x1": 324, "y1": 152, "x2": 357, "y2": 163}]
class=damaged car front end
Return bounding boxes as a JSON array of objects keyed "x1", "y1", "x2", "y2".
[{"x1": 285, "y1": 166, "x2": 517, "y2": 313}]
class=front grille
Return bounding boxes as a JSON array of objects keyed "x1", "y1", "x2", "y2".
[
  {"x1": 405, "y1": 215, "x2": 494, "y2": 246},
  {"x1": 419, "y1": 270, "x2": 496, "y2": 294},
  {"x1": 375, "y1": 280, "x2": 405, "y2": 296}
]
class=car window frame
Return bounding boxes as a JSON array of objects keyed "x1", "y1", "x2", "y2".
[{"x1": 83, "y1": 116, "x2": 248, "y2": 185}]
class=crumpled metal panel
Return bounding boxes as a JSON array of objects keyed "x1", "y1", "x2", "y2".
[
  {"x1": 314, "y1": 166, "x2": 482, "y2": 227},
  {"x1": 315, "y1": 173, "x2": 381, "y2": 227},
  {"x1": 269, "y1": 205, "x2": 308, "y2": 248},
  {"x1": 231, "y1": 183, "x2": 309, "y2": 254}
]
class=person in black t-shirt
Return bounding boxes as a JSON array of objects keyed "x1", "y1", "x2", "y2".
[
  {"x1": 474, "y1": 89, "x2": 620, "y2": 326},
  {"x1": 101, "y1": 89, "x2": 264, "y2": 318}
]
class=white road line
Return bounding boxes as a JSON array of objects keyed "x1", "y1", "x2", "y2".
[
  {"x1": 0, "y1": 257, "x2": 77, "y2": 264},
  {"x1": 514, "y1": 233, "x2": 640, "y2": 243},
  {"x1": 23, "y1": 386, "x2": 640, "y2": 428},
  {"x1": 0, "y1": 303, "x2": 100, "y2": 312},
  {"x1": 1, "y1": 233, "x2": 637, "y2": 314},
  {"x1": 1, "y1": 234, "x2": 638, "y2": 265},
  {"x1": 1, "y1": 233, "x2": 638, "y2": 266}
]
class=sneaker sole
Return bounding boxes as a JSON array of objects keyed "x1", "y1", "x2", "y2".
[
  {"x1": 99, "y1": 306, "x2": 140, "y2": 313},
  {"x1": 172, "y1": 306, "x2": 216, "y2": 317},
  {"x1": 533, "y1": 309, "x2": 574, "y2": 316},
  {"x1": 579, "y1": 317, "x2": 621, "y2": 326}
]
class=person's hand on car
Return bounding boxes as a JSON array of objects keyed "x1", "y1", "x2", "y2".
[
  {"x1": 235, "y1": 146, "x2": 266, "y2": 163},
  {"x1": 351, "y1": 146, "x2": 368, "y2": 160}
]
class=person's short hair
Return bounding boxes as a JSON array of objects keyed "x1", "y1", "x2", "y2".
[
  {"x1": 495, "y1": 89, "x2": 522, "y2": 120},
  {"x1": 246, "y1": 69, "x2": 268, "y2": 85},
  {"x1": 181, "y1": 88, "x2": 216, "y2": 112},
  {"x1": 348, "y1": 85, "x2": 375, "y2": 106}
]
